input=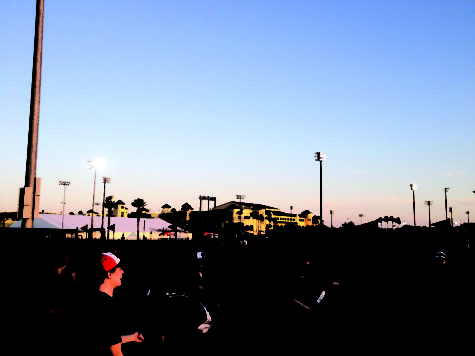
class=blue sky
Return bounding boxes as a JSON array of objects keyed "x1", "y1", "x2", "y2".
[{"x1": 1, "y1": 0, "x2": 474, "y2": 227}]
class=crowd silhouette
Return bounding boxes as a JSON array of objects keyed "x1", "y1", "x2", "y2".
[{"x1": 4, "y1": 223, "x2": 474, "y2": 355}]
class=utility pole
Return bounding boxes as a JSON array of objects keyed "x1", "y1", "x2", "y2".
[
  {"x1": 314, "y1": 152, "x2": 327, "y2": 224},
  {"x1": 101, "y1": 177, "x2": 110, "y2": 229},
  {"x1": 59, "y1": 181, "x2": 70, "y2": 229},
  {"x1": 444, "y1": 188, "x2": 450, "y2": 221},
  {"x1": 410, "y1": 184, "x2": 417, "y2": 226},
  {"x1": 425, "y1": 201, "x2": 433, "y2": 227},
  {"x1": 20, "y1": 0, "x2": 44, "y2": 228}
]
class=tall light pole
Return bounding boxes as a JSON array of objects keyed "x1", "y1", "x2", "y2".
[
  {"x1": 359, "y1": 213, "x2": 364, "y2": 225},
  {"x1": 410, "y1": 184, "x2": 417, "y2": 226},
  {"x1": 58, "y1": 181, "x2": 70, "y2": 229},
  {"x1": 314, "y1": 152, "x2": 327, "y2": 224},
  {"x1": 101, "y1": 177, "x2": 111, "y2": 229},
  {"x1": 466, "y1": 211, "x2": 470, "y2": 224},
  {"x1": 88, "y1": 158, "x2": 106, "y2": 237},
  {"x1": 425, "y1": 201, "x2": 433, "y2": 227},
  {"x1": 88, "y1": 161, "x2": 97, "y2": 235},
  {"x1": 20, "y1": 0, "x2": 44, "y2": 228},
  {"x1": 330, "y1": 210, "x2": 334, "y2": 228},
  {"x1": 444, "y1": 188, "x2": 450, "y2": 221}
]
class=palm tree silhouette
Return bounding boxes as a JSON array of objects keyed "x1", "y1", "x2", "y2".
[
  {"x1": 257, "y1": 214, "x2": 265, "y2": 235},
  {"x1": 250, "y1": 211, "x2": 259, "y2": 234},
  {"x1": 103, "y1": 196, "x2": 116, "y2": 240},
  {"x1": 389, "y1": 216, "x2": 395, "y2": 229},
  {"x1": 393, "y1": 217, "x2": 401, "y2": 227},
  {"x1": 131, "y1": 198, "x2": 147, "y2": 240},
  {"x1": 181, "y1": 202, "x2": 193, "y2": 226},
  {"x1": 265, "y1": 211, "x2": 274, "y2": 231}
]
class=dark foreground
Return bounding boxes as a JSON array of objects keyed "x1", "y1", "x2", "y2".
[{"x1": 4, "y1": 226, "x2": 474, "y2": 355}]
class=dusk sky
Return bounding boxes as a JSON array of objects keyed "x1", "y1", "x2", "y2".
[{"x1": 1, "y1": 1, "x2": 474, "y2": 227}]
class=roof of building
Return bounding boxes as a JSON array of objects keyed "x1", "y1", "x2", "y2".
[
  {"x1": 9, "y1": 213, "x2": 182, "y2": 234},
  {"x1": 213, "y1": 201, "x2": 278, "y2": 211},
  {"x1": 116, "y1": 200, "x2": 126, "y2": 205}
]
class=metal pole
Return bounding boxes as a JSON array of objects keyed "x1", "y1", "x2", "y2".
[
  {"x1": 320, "y1": 160, "x2": 323, "y2": 223},
  {"x1": 91, "y1": 168, "x2": 96, "y2": 234},
  {"x1": 62, "y1": 184, "x2": 66, "y2": 229},
  {"x1": 101, "y1": 180, "x2": 106, "y2": 229},
  {"x1": 412, "y1": 190, "x2": 416, "y2": 226},
  {"x1": 22, "y1": 0, "x2": 44, "y2": 228},
  {"x1": 429, "y1": 204, "x2": 431, "y2": 227},
  {"x1": 445, "y1": 191, "x2": 448, "y2": 220},
  {"x1": 101, "y1": 179, "x2": 107, "y2": 229}
]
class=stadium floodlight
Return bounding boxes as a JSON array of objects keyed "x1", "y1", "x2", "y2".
[
  {"x1": 444, "y1": 188, "x2": 450, "y2": 220},
  {"x1": 359, "y1": 213, "x2": 364, "y2": 225},
  {"x1": 101, "y1": 177, "x2": 111, "y2": 229},
  {"x1": 314, "y1": 152, "x2": 327, "y2": 223},
  {"x1": 314, "y1": 152, "x2": 327, "y2": 162},
  {"x1": 58, "y1": 181, "x2": 70, "y2": 229},
  {"x1": 424, "y1": 201, "x2": 433, "y2": 227},
  {"x1": 410, "y1": 184, "x2": 417, "y2": 226}
]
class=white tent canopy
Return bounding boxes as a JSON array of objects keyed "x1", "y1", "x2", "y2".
[{"x1": 9, "y1": 214, "x2": 191, "y2": 240}]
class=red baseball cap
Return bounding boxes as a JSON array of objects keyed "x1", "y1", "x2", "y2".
[{"x1": 101, "y1": 252, "x2": 120, "y2": 272}]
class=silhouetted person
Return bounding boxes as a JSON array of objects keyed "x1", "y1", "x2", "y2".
[
  {"x1": 78, "y1": 252, "x2": 144, "y2": 356},
  {"x1": 35, "y1": 249, "x2": 77, "y2": 356}
]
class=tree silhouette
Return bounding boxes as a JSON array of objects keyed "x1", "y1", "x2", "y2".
[
  {"x1": 341, "y1": 220, "x2": 356, "y2": 229},
  {"x1": 389, "y1": 216, "x2": 395, "y2": 229},
  {"x1": 181, "y1": 202, "x2": 193, "y2": 226},
  {"x1": 103, "y1": 196, "x2": 116, "y2": 240},
  {"x1": 131, "y1": 198, "x2": 147, "y2": 240},
  {"x1": 87, "y1": 209, "x2": 99, "y2": 216},
  {"x1": 181, "y1": 202, "x2": 193, "y2": 211},
  {"x1": 250, "y1": 211, "x2": 259, "y2": 234},
  {"x1": 393, "y1": 217, "x2": 401, "y2": 226},
  {"x1": 257, "y1": 214, "x2": 265, "y2": 235},
  {"x1": 265, "y1": 211, "x2": 275, "y2": 231}
]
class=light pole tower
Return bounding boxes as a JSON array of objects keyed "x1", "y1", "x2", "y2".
[
  {"x1": 101, "y1": 177, "x2": 110, "y2": 229},
  {"x1": 330, "y1": 210, "x2": 334, "y2": 228},
  {"x1": 314, "y1": 152, "x2": 327, "y2": 224},
  {"x1": 58, "y1": 181, "x2": 70, "y2": 229},
  {"x1": 359, "y1": 213, "x2": 364, "y2": 225},
  {"x1": 444, "y1": 188, "x2": 450, "y2": 221},
  {"x1": 20, "y1": 0, "x2": 44, "y2": 228},
  {"x1": 425, "y1": 201, "x2": 433, "y2": 227},
  {"x1": 410, "y1": 184, "x2": 417, "y2": 226}
]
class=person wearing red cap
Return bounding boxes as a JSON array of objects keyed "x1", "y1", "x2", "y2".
[
  {"x1": 86, "y1": 252, "x2": 144, "y2": 356},
  {"x1": 99, "y1": 252, "x2": 125, "y2": 297}
]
